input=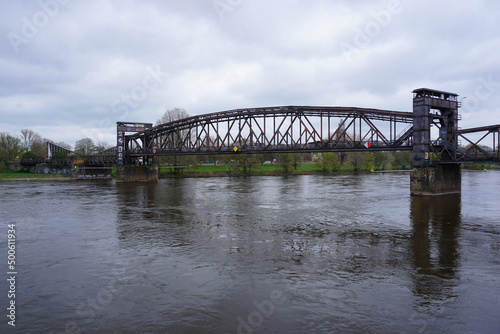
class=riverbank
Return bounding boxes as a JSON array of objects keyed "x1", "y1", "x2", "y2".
[
  {"x1": 2, "y1": 162, "x2": 496, "y2": 181},
  {"x1": 0, "y1": 164, "x2": 398, "y2": 181},
  {"x1": 158, "y1": 163, "x2": 409, "y2": 178},
  {"x1": 160, "y1": 162, "x2": 499, "y2": 177},
  {"x1": 0, "y1": 172, "x2": 72, "y2": 181}
]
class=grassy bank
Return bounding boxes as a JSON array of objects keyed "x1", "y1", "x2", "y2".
[
  {"x1": 0, "y1": 172, "x2": 71, "y2": 181},
  {"x1": 158, "y1": 163, "x2": 407, "y2": 178},
  {"x1": 462, "y1": 163, "x2": 500, "y2": 170},
  {"x1": 5, "y1": 163, "x2": 494, "y2": 181}
]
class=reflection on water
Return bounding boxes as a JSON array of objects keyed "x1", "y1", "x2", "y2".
[
  {"x1": 1, "y1": 172, "x2": 499, "y2": 333},
  {"x1": 410, "y1": 195, "x2": 461, "y2": 298}
]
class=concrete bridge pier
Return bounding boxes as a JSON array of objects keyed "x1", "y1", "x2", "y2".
[
  {"x1": 72, "y1": 166, "x2": 113, "y2": 180},
  {"x1": 410, "y1": 164, "x2": 461, "y2": 196},
  {"x1": 116, "y1": 166, "x2": 158, "y2": 183}
]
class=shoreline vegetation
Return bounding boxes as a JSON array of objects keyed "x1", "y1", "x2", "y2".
[
  {"x1": 0, "y1": 173, "x2": 72, "y2": 181},
  {"x1": 1, "y1": 162, "x2": 497, "y2": 181},
  {"x1": 158, "y1": 163, "x2": 405, "y2": 178},
  {"x1": 158, "y1": 162, "x2": 498, "y2": 178}
]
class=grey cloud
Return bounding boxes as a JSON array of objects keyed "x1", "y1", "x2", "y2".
[{"x1": 0, "y1": 0, "x2": 499, "y2": 146}]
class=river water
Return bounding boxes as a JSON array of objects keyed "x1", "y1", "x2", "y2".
[{"x1": 0, "y1": 170, "x2": 499, "y2": 333}]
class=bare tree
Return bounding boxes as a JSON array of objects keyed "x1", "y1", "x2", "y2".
[
  {"x1": 0, "y1": 132, "x2": 22, "y2": 161},
  {"x1": 155, "y1": 108, "x2": 192, "y2": 151},
  {"x1": 31, "y1": 140, "x2": 47, "y2": 157},
  {"x1": 155, "y1": 108, "x2": 193, "y2": 171},
  {"x1": 20, "y1": 129, "x2": 42, "y2": 152},
  {"x1": 95, "y1": 140, "x2": 111, "y2": 153},
  {"x1": 74, "y1": 138, "x2": 95, "y2": 156},
  {"x1": 155, "y1": 108, "x2": 190, "y2": 126}
]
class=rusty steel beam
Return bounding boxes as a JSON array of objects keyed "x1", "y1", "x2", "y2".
[
  {"x1": 128, "y1": 106, "x2": 413, "y2": 140},
  {"x1": 120, "y1": 105, "x2": 499, "y2": 163},
  {"x1": 124, "y1": 106, "x2": 415, "y2": 157},
  {"x1": 440, "y1": 124, "x2": 500, "y2": 163},
  {"x1": 454, "y1": 124, "x2": 500, "y2": 134}
]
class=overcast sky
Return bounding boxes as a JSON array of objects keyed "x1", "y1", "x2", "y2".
[{"x1": 1, "y1": 0, "x2": 499, "y2": 148}]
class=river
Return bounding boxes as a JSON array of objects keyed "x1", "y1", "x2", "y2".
[{"x1": 0, "y1": 170, "x2": 499, "y2": 333}]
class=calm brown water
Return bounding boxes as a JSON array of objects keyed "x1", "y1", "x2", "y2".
[{"x1": 1, "y1": 171, "x2": 499, "y2": 333}]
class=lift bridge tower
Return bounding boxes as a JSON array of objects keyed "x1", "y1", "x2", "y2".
[{"x1": 410, "y1": 88, "x2": 461, "y2": 195}]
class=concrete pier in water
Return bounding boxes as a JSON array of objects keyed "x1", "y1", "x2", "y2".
[
  {"x1": 115, "y1": 166, "x2": 158, "y2": 183},
  {"x1": 72, "y1": 167, "x2": 112, "y2": 180},
  {"x1": 410, "y1": 164, "x2": 461, "y2": 196}
]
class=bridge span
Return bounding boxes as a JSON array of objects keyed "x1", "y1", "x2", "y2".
[
  {"x1": 116, "y1": 88, "x2": 499, "y2": 194},
  {"x1": 120, "y1": 106, "x2": 414, "y2": 161}
]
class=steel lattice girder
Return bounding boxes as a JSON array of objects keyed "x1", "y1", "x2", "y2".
[
  {"x1": 450, "y1": 124, "x2": 500, "y2": 162},
  {"x1": 125, "y1": 106, "x2": 415, "y2": 156}
]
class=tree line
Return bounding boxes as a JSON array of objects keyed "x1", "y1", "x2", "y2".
[{"x1": 0, "y1": 128, "x2": 112, "y2": 171}]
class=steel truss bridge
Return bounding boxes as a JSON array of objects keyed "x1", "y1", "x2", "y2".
[
  {"x1": 19, "y1": 90, "x2": 500, "y2": 168},
  {"x1": 20, "y1": 142, "x2": 118, "y2": 167},
  {"x1": 123, "y1": 107, "x2": 415, "y2": 159},
  {"x1": 120, "y1": 105, "x2": 499, "y2": 164}
]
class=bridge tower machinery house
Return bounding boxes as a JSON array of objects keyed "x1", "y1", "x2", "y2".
[
  {"x1": 410, "y1": 88, "x2": 462, "y2": 195},
  {"x1": 116, "y1": 122, "x2": 158, "y2": 182}
]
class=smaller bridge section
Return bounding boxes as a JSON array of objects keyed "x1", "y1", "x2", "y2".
[
  {"x1": 21, "y1": 142, "x2": 119, "y2": 167},
  {"x1": 20, "y1": 155, "x2": 118, "y2": 167}
]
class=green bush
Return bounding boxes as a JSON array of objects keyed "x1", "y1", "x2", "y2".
[
  {"x1": 21, "y1": 151, "x2": 39, "y2": 159},
  {"x1": 0, "y1": 159, "x2": 7, "y2": 173},
  {"x1": 313, "y1": 152, "x2": 341, "y2": 172},
  {"x1": 52, "y1": 151, "x2": 68, "y2": 158}
]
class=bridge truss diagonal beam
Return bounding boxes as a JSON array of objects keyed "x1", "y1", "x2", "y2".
[
  {"x1": 448, "y1": 124, "x2": 500, "y2": 162},
  {"x1": 124, "y1": 106, "x2": 415, "y2": 157}
]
